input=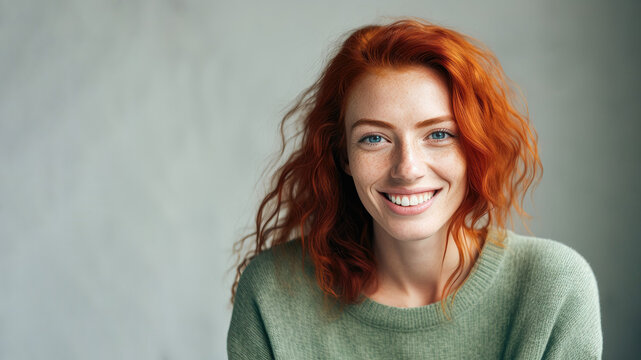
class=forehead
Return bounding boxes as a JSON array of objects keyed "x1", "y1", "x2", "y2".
[{"x1": 344, "y1": 66, "x2": 453, "y2": 128}]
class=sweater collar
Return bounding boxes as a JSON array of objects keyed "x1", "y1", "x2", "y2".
[{"x1": 344, "y1": 228, "x2": 508, "y2": 330}]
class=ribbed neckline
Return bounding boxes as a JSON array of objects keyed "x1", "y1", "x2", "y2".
[{"x1": 344, "y1": 229, "x2": 508, "y2": 331}]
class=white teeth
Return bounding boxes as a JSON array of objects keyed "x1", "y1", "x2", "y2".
[{"x1": 386, "y1": 191, "x2": 437, "y2": 207}]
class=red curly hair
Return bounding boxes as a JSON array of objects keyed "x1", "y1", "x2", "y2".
[{"x1": 231, "y1": 18, "x2": 541, "y2": 314}]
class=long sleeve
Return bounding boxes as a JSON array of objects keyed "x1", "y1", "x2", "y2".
[
  {"x1": 227, "y1": 263, "x2": 274, "y2": 360},
  {"x1": 542, "y1": 255, "x2": 603, "y2": 359}
]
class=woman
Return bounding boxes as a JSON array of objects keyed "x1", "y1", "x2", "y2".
[{"x1": 227, "y1": 19, "x2": 602, "y2": 359}]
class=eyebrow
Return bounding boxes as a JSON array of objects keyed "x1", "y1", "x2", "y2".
[{"x1": 350, "y1": 116, "x2": 455, "y2": 130}]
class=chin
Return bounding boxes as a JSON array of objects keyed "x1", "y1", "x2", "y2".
[{"x1": 379, "y1": 221, "x2": 445, "y2": 242}]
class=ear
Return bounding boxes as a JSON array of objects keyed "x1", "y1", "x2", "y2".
[
  {"x1": 340, "y1": 153, "x2": 352, "y2": 176},
  {"x1": 343, "y1": 161, "x2": 351, "y2": 176}
]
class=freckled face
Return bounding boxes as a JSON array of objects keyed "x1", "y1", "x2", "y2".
[{"x1": 343, "y1": 66, "x2": 467, "y2": 242}]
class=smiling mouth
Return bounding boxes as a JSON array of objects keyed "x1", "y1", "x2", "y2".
[{"x1": 382, "y1": 190, "x2": 439, "y2": 207}]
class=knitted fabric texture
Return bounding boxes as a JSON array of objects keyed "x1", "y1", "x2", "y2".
[{"x1": 227, "y1": 230, "x2": 602, "y2": 359}]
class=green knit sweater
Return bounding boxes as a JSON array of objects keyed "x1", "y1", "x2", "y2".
[{"x1": 227, "y1": 230, "x2": 602, "y2": 359}]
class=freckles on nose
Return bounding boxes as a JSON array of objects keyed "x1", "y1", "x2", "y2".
[{"x1": 391, "y1": 144, "x2": 424, "y2": 180}]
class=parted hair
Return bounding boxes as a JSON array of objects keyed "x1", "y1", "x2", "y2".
[{"x1": 231, "y1": 18, "x2": 542, "y2": 314}]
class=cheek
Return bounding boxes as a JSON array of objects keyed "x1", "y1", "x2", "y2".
[
  {"x1": 348, "y1": 151, "x2": 389, "y2": 189},
  {"x1": 432, "y1": 148, "x2": 467, "y2": 186}
]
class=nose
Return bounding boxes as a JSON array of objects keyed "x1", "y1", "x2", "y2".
[{"x1": 390, "y1": 141, "x2": 425, "y2": 183}]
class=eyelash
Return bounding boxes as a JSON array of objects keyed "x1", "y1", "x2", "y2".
[
  {"x1": 357, "y1": 129, "x2": 457, "y2": 146},
  {"x1": 427, "y1": 129, "x2": 457, "y2": 141},
  {"x1": 358, "y1": 134, "x2": 387, "y2": 146}
]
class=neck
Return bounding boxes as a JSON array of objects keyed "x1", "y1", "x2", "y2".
[{"x1": 365, "y1": 224, "x2": 478, "y2": 308}]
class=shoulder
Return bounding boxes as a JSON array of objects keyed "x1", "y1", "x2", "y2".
[
  {"x1": 504, "y1": 230, "x2": 597, "y2": 282},
  {"x1": 235, "y1": 239, "x2": 315, "y2": 300},
  {"x1": 229, "y1": 241, "x2": 306, "y2": 359},
  {"x1": 499, "y1": 230, "x2": 600, "y2": 311},
  {"x1": 500, "y1": 231, "x2": 602, "y2": 358},
  {"x1": 240, "y1": 239, "x2": 302, "y2": 275},
  {"x1": 492, "y1": 231, "x2": 603, "y2": 358}
]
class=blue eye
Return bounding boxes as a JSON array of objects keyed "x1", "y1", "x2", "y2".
[
  {"x1": 428, "y1": 131, "x2": 453, "y2": 141},
  {"x1": 360, "y1": 135, "x2": 383, "y2": 144}
]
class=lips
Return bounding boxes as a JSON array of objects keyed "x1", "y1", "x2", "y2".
[{"x1": 378, "y1": 189, "x2": 439, "y2": 216}]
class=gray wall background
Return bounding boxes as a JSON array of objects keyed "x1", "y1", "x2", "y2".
[{"x1": 1, "y1": 0, "x2": 639, "y2": 359}]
